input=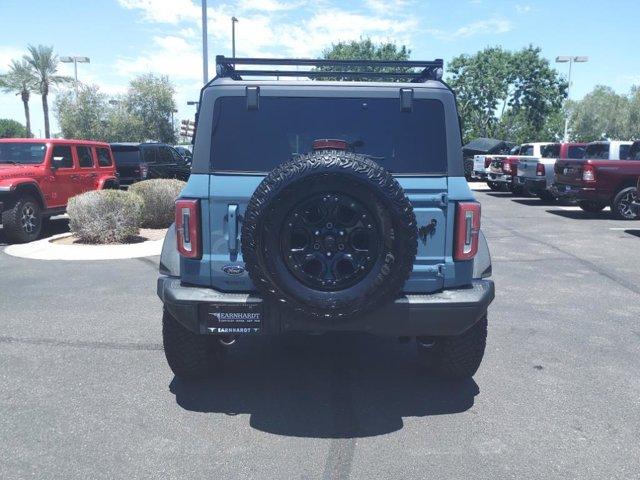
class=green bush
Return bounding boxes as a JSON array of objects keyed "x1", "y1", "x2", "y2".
[
  {"x1": 67, "y1": 190, "x2": 143, "y2": 244},
  {"x1": 129, "y1": 179, "x2": 186, "y2": 228}
]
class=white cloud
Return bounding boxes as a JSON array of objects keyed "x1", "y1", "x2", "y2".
[
  {"x1": 427, "y1": 18, "x2": 513, "y2": 40},
  {"x1": 117, "y1": 0, "x2": 200, "y2": 24},
  {"x1": 238, "y1": 0, "x2": 297, "y2": 12},
  {"x1": 515, "y1": 4, "x2": 533, "y2": 13},
  {"x1": 0, "y1": 45, "x2": 25, "y2": 70}
]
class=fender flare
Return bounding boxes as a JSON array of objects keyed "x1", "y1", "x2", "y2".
[
  {"x1": 0, "y1": 179, "x2": 46, "y2": 208},
  {"x1": 159, "y1": 223, "x2": 180, "y2": 276},
  {"x1": 472, "y1": 230, "x2": 492, "y2": 279},
  {"x1": 98, "y1": 177, "x2": 119, "y2": 189}
]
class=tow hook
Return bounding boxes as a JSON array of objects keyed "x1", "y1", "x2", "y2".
[{"x1": 218, "y1": 335, "x2": 236, "y2": 346}]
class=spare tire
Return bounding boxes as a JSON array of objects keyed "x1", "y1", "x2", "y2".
[{"x1": 241, "y1": 150, "x2": 417, "y2": 319}]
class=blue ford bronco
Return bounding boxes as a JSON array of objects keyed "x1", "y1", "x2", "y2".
[{"x1": 157, "y1": 56, "x2": 494, "y2": 380}]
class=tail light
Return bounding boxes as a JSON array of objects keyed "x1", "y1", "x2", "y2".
[
  {"x1": 176, "y1": 199, "x2": 201, "y2": 259},
  {"x1": 582, "y1": 164, "x2": 595, "y2": 182},
  {"x1": 484, "y1": 158, "x2": 492, "y2": 168},
  {"x1": 536, "y1": 163, "x2": 545, "y2": 176},
  {"x1": 503, "y1": 162, "x2": 512, "y2": 173},
  {"x1": 140, "y1": 162, "x2": 149, "y2": 179},
  {"x1": 454, "y1": 202, "x2": 481, "y2": 261}
]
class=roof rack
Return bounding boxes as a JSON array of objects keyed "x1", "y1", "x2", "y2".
[{"x1": 214, "y1": 56, "x2": 444, "y2": 82}]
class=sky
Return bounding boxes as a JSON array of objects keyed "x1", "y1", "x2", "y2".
[{"x1": 1, "y1": 0, "x2": 639, "y2": 138}]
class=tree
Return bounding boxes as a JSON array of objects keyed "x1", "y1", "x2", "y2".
[
  {"x1": 125, "y1": 74, "x2": 177, "y2": 143},
  {"x1": 448, "y1": 46, "x2": 567, "y2": 144},
  {"x1": 54, "y1": 85, "x2": 109, "y2": 140},
  {"x1": 0, "y1": 118, "x2": 27, "y2": 138},
  {"x1": 567, "y1": 86, "x2": 630, "y2": 141},
  {"x1": 23, "y1": 45, "x2": 71, "y2": 138},
  {"x1": 316, "y1": 38, "x2": 411, "y2": 81},
  {"x1": 0, "y1": 59, "x2": 37, "y2": 137}
]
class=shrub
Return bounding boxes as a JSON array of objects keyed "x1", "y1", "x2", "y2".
[
  {"x1": 67, "y1": 190, "x2": 143, "y2": 244},
  {"x1": 129, "y1": 179, "x2": 186, "y2": 228}
]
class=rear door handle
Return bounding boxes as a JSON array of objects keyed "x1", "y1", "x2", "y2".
[{"x1": 228, "y1": 204, "x2": 238, "y2": 256}]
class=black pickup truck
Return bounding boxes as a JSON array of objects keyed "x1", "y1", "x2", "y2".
[{"x1": 110, "y1": 142, "x2": 190, "y2": 186}]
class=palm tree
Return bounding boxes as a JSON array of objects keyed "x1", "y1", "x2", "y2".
[
  {"x1": 23, "y1": 45, "x2": 71, "y2": 138},
  {"x1": 0, "y1": 60, "x2": 37, "y2": 137}
]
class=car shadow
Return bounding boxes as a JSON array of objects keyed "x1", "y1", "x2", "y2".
[
  {"x1": 546, "y1": 209, "x2": 612, "y2": 220},
  {"x1": 169, "y1": 333, "x2": 479, "y2": 438},
  {"x1": 625, "y1": 229, "x2": 640, "y2": 238},
  {"x1": 512, "y1": 199, "x2": 556, "y2": 206},
  {"x1": 485, "y1": 192, "x2": 513, "y2": 198}
]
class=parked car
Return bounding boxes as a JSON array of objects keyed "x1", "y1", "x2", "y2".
[
  {"x1": 173, "y1": 145, "x2": 193, "y2": 163},
  {"x1": 472, "y1": 144, "x2": 520, "y2": 184},
  {"x1": 110, "y1": 142, "x2": 190, "y2": 186},
  {"x1": 552, "y1": 140, "x2": 639, "y2": 219},
  {"x1": 0, "y1": 138, "x2": 118, "y2": 243},
  {"x1": 463, "y1": 138, "x2": 515, "y2": 181},
  {"x1": 157, "y1": 56, "x2": 495, "y2": 381},
  {"x1": 516, "y1": 142, "x2": 586, "y2": 201}
]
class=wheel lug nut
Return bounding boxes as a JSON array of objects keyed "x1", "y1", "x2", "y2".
[
  {"x1": 313, "y1": 243, "x2": 320, "y2": 250},
  {"x1": 338, "y1": 244, "x2": 345, "y2": 251},
  {"x1": 326, "y1": 223, "x2": 333, "y2": 229},
  {"x1": 339, "y1": 231, "x2": 345, "y2": 236},
  {"x1": 327, "y1": 252, "x2": 332, "y2": 257},
  {"x1": 315, "y1": 230, "x2": 320, "y2": 236}
]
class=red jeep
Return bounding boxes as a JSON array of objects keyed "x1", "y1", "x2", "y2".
[
  {"x1": 0, "y1": 139, "x2": 119, "y2": 243},
  {"x1": 552, "y1": 140, "x2": 639, "y2": 219}
]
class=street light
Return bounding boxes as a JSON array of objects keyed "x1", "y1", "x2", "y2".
[
  {"x1": 187, "y1": 101, "x2": 199, "y2": 107},
  {"x1": 60, "y1": 56, "x2": 90, "y2": 99},
  {"x1": 231, "y1": 17, "x2": 239, "y2": 59},
  {"x1": 556, "y1": 55, "x2": 588, "y2": 142}
]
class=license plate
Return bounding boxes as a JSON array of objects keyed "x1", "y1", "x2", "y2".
[
  {"x1": 200, "y1": 303, "x2": 262, "y2": 334},
  {"x1": 563, "y1": 168, "x2": 572, "y2": 175},
  {"x1": 565, "y1": 185, "x2": 571, "y2": 192}
]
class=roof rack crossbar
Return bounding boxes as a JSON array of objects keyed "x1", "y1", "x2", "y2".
[{"x1": 215, "y1": 56, "x2": 444, "y2": 82}]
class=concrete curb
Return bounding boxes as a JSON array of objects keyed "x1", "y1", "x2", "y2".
[{"x1": 4, "y1": 233, "x2": 163, "y2": 261}]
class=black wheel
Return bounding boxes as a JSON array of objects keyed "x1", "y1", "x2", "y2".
[
  {"x1": 510, "y1": 184, "x2": 525, "y2": 195},
  {"x1": 417, "y1": 316, "x2": 488, "y2": 380},
  {"x1": 1, "y1": 195, "x2": 42, "y2": 243},
  {"x1": 242, "y1": 150, "x2": 417, "y2": 319},
  {"x1": 577, "y1": 201, "x2": 606, "y2": 213},
  {"x1": 612, "y1": 187, "x2": 638, "y2": 220},
  {"x1": 537, "y1": 191, "x2": 557, "y2": 203},
  {"x1": 162, "y1": 309, "x2": 223, "y2": 380},
  {"x1": 487, "y1": 181, "x2": 503, "y2": 192}
]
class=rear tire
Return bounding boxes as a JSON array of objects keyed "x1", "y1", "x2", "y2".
[
  {"x1": 1, "y1": 195, "x2": 42, "y2": 243},
  {"x1": 487, "y1": 181, "x2": 503, "y2": 192},
  {"x1": 611, "y1": 187, "x2": 638, "y2": 220},
  {"x1": 162, "y1": 309, "x2": 223, "y2": 380},
  {"x1": 577, "y1": 201, "x2": 606, "y2": 213},
  {"x1": 417, "y1": 316, "x2": 487, "y2": 380}
]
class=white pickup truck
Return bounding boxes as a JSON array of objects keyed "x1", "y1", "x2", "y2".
[
  {"x1": 516, "y1": 141, "x2": 631, "y2": 201},
  {"x1": 475, "y1": 143, "x2": 550, "y2": 192}
]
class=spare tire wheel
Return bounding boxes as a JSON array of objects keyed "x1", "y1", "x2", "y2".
[{"x1": 241, "y1": 151, "x2": 418, "y2": 319}]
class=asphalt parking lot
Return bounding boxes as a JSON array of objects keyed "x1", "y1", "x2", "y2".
[{"x1": 1, "y1": 184, "x2": 639, "y2": 480}]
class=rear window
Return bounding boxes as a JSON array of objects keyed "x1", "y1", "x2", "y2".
[
  {"x1": 619, "y1": 144, "x2": 631, "y2": 160},
  {"x1": 520, "y1": 145, "x2": 534, "y2": 156},
  {"x1": 111, "y1": 146, "x2": 141, "y2": 165},
  {"x1": 210, "y1": 96, "x2": 448, "y2": 174},
  {"x1": 540, "y1": 144, "x2": 560, "y2": 158},
  {"x1": 585, "y1": 143, "x2": 609, "y2": 159},
  {"x1": 629, "y1": 143, "x2": 640, "y2": 161},
  {"x1": 568, "y1": 145, "x2": 585, "y2": 159}
]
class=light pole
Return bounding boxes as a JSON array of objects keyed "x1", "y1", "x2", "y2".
[
  {"x1": 187, "y1": 101, "x2": 199, "y2": 108},
  {"x1": 556, "y1": 55, "x2": 588, "y2": 142},
  {"x1": 202, "y1": 0, "x2": 208, "y2": 84},
  {"x1": 231, "y1": 17, "x2": 238, "y2": 58},
  {"x1": 60, "y1": 56, "x2": 90, "y2": 99}
]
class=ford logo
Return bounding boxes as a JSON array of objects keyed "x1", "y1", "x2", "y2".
[{"x1": 222, "y1": 265, "x2": 245, "y2": 275}]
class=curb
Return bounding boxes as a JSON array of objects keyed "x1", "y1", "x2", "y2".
[{"x1": 4, "y1": 233, "x2": 163, "y2": 261}]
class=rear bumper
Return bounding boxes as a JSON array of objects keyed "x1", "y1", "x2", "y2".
[
  {"x1": 520, "y1": 177, "x2": 547, "y2": 192},
  {"x1": 486, "y1": 173, "x2": 512, "y2": 183},
  {"x1": 157, "y1": 276, "x2": 495, "y2": 337},
  {"x1": 550, "y1": 183, "x2": 601, "y2": 202}
]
